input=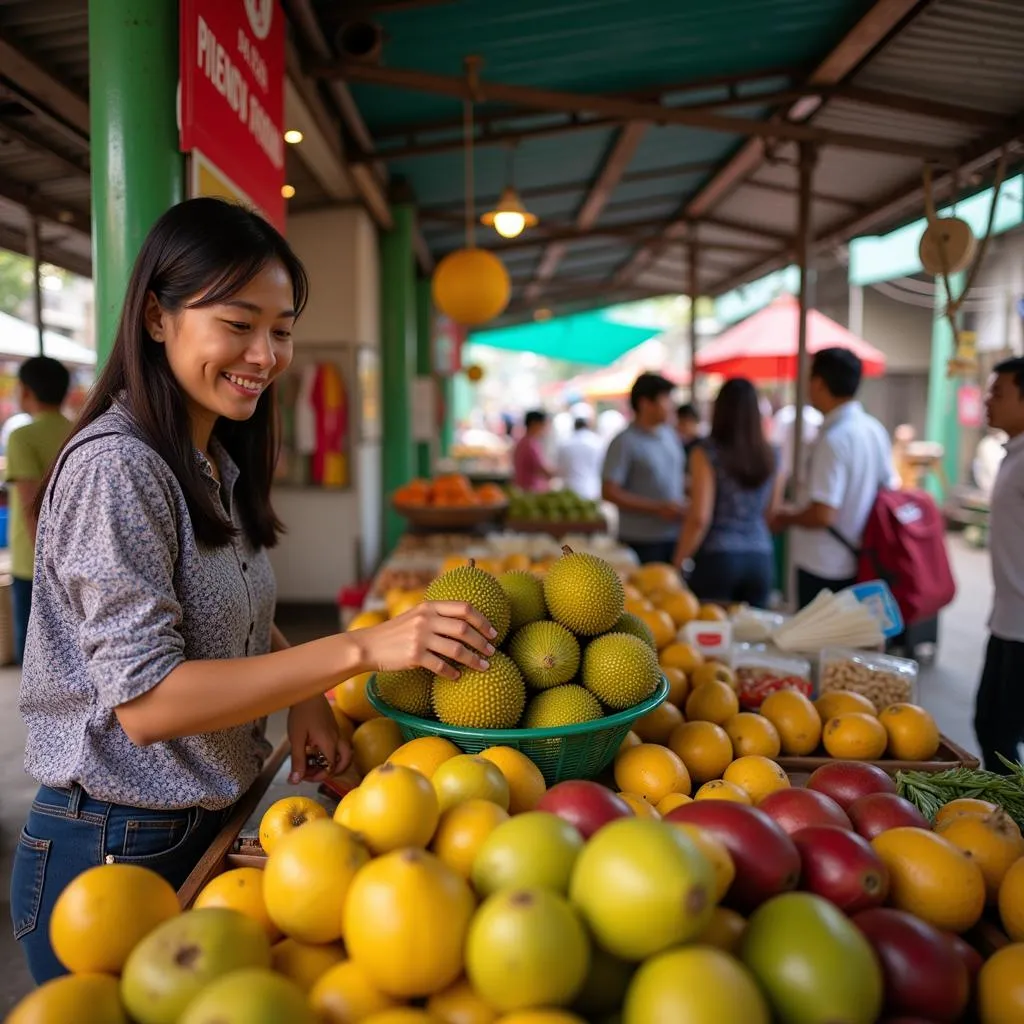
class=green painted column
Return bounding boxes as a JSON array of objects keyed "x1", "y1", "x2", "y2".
[
  {"x1": 415, "y1": 278, "x2": 433, "y2": 479},
  {"x1": 439, "y1": 375, "x2": 455, "y2": 459},
  {"x1": 380, "y1": 204, "x2": 416, "y2": 553},
  {"x1": 925, "y1": 273, "x2": 965, "y2": 500},
  {"x1": 89, "y1": 0, "x2": 183, "y2": 366}
]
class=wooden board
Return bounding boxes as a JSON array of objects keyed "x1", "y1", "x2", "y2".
[{"x1": 775, "y1": 734, "x2": 979, "y2": 775}]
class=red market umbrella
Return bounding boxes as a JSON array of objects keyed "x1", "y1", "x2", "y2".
[{"x1": 696, "y1": 294, "x2": 887, "y2": 381}]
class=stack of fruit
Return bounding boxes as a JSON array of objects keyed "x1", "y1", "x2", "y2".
[
  {"x1": 505, "y1": 488, "x2": 605, "y2": 529},
  {"x1": 393, "y1": 475, "x2": 507, "y2": 509},
  {"x1": 14, "y1": 734, "x2": 1024, "y2": 1024}
]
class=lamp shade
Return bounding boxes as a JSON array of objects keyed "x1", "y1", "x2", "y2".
[{"x1": 432, "y1": 248, "x2": 511, "y2": 327}]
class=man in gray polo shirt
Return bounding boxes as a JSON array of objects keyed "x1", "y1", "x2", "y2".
[
  {"x1": 974, "y1": 355, "x2": 1024, "y2": 773},
  {"x1": 602, "y1": 372, "x2": 685, "y2": 564}
]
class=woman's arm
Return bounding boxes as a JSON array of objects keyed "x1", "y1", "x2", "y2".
[
  {"x1": 271, "y1": 622, "x2": 290, "y2": 652},
  {"x1": 673, "y1": 446, "x2": 715, "y2": 567}
]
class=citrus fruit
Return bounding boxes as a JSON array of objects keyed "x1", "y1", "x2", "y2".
[
  {"x1": 934, "y1": 797, "x2": 999, "y2": 830},
  {"x1": 937, "y1": 808, "x2": 1023, "y2": 902},
  {"x1": 659, "y1": 590, "x2": 701, "y2": 628},
  {"x1": 694, "y1": 906, "x2": 747, "y2": 953},
  {"x1": 690, "y1": 663, "x2": 736, "y2": 691},
  {"x1": 478, "y1": 746, "x2": 547, "y2": 813},
  {"x1": 350, "y1": 762, "x2": 440, "y2": 854},
  {"x1": 684, "y1": 680, "x2": 739, "y2": 725},
  {"x1": 472, "y1": 811, "x2": 583, "y2": 897},
  {"x1": 760, "y1": 689, "x2": 822, "y2": 756},
  {"x1": 335, "y1": 672, "x2": 380, "y2": 721},
  {"x1": 348, "y1": 610, "x2": 388, "y2": 631},
  {"x1": 978, "y1": 943, "x2": 1024, "y2": 1024},
  {"x1": 617, "y1": 792, "x2": 662, "y2": 818},
  {"x1": 426, "y1": 977, "x2": 498, "y2": 1023},
  {"x1": 999, "y1": 856, "x2": 1024, "y2": 940},
  {"x1": 432, "y1": 798, "x2": 510, "y2": 878},
  {"x1": 871, "y1": 826, "x2": 986, "y2": 933},
  {"x1": 669, "y1": 822, "x2": 735, "y2": 902},
  {"x1": 634, "y1": 607, "x2": 676, "y2": 649},
  {"x1": 878, "y1": 703, "x2": 941, "y2": 761},
  {"x1": 352, "y1": 717, "x2": 404, "y2": 775},
  {"x1": 614, "y1": 743, "x2": 691, "y2": 803},
  {"x1": 624, "y1": 595, "x2": 653, "y2": 616},
  {"x1": 494, "y1": 1013, "x2": 584, "y2": 1024},
  {"x1": 178, "y1": 967, "x2": 316, "y2": 1024},
  {"x1": 724, "y1": 713, "x2": 781, "y2": 759},
  {"x1": 194, "y1": 867, "x2": 280, "y2": 941},
  {"x1": 661, "y1": 666, "x2": 690, "y2": 706},
  {"x1": 667, "y1": 721, "x2": 734, "y2": 784},
  {"x1": 309, "y1": 960, "x2": 400, "y2": 1023},
  {"x1": 388, "y1": 736, "x2": 462, "y2": 778},
  {"x1": 433, "y1": 755, "x2": 511, "y2": 813},
  {"x1": 6, "y1": 973, "x2": 128, "y2": 1024},
  {"x1": 822, "y1": 713, "x2": 888, "y2": 760},
  {"x1": 694, "y1": 780, "x2": 752, "y2": 804},
  {"x1": 656, "y1": 792, "x2": 693, "y2": 815},
  {"x1": 270, "y1": 938, "x2": 346, "y2": 993},
  {"x1": 263, "y1": 819, "x2": 370, "y2": 943},
  {"x1": 618, "y1": 730, "x2": 642, "y2": 753},
  {"x1": 698, "y1": 603, "x2": 728, "y2": 621},
  {"x1": 814, "y1": 690, "x2": 877, "y2": 722},
  {"x1": 631, "y1": 700, "x2": 685, "y2": 744},
  {"x1": 49, "y1": 863, "x2": 180, "y2": 974},
  {"x1": 723, "y1": 755, "x2": 791, "y2": 805},
  {"x1": 259, "y1": 796, "x2": 329, "y2": 855},
  {"x1": 343, "y1": 848, "x2": 475, "y2": 997},
  {"x1": 659, "y1": 641, "x2": 704, "y2": 674}
]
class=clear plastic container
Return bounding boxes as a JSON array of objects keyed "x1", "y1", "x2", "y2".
[
  {"x1": 733, "y1": 646, "x2": 813, "y2": 710},
  {"x1": 817, "y1": 647, "x2": 919, "y2": 711},
  {"x1": 730, "y1": 607, "x2": 786, "y2": 644}
]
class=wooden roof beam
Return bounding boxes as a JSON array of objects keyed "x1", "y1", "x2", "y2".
[
  {"x1": 0, "y1": 34, "x2": 90, "y2": 137},
  {"x1": 0, "y1": 223, "x2": 90, "y2": 279},
  {"x1": 0, "y1": 173, "x2": 90, "y2": 235}
]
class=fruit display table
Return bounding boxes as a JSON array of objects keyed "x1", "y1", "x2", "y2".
[{"x1": 775, "y1": 734, "x2": 980, "y2": 775}]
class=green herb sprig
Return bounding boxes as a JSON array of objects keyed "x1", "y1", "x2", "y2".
[{"x1": 895, "y1": 756, "x2": 1024, "y2": 829}]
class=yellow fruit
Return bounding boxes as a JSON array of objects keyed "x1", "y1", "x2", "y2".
[
  {"x1": 724, "y1": 712, "x2": 781, "y2": 759},
  {"x1": 364, "y1": 1013, "x2": 445, "y2": 1024},
  {"x1": 263, "y1": 819, "x2": 370, "y2": 944},
  {"x1": 658, "y1": 590, "x2": 701, "y2": 628},
  {"x1": 659, "y1": 642, "x2": 704, "y2": 674},
  {"x1": 634, "y1": 607, "x2": 676, "y2": 650},
  {"x1": 49, "y1": 864, "x2": 180, "y2": 974},
  {"x1": 618, "y1": 792, "x2": 662, "y2": 819},
  {"x1": 389, "y1": 736, "x2": 462, "y2": 778},
  {"x1": 504, "y1": 553, "x2": 532, "y2": 573},
  {"x1": 348, "y1": 609, "x2": 388, "y2": 631},
  {"x1": 871, "y1": 826, "x2": 986, "y2": 933},
  {"x1": 495, "y1": 1013, "x2": 585, "y2": 1024},
  {"x1": 697, "y1": 603, "x2": 728, "y2": 622},
  {"x1": 656, "y1": 792, "x2": 693, "y2": 815},
  {"x1": 427, "y1": 977, "x2": 498, "y2": 1024},
  {"x1": 723, "y1": 755, "x2": 790, "y2": 805},
  {"x1": 433, "y1": 653, "x2": 527, "y2": 729},
  {"x1": 433, "y1": 754, "x2": 511, "y2": 813},
  {"x1": 335, "y1": 672, "x2": 381, "y2": 722},
  {"x1": 684, "y1": 679, "x2": 739, "y2": 725},
  {"x1": 522, "y1": 684, "x2": 602, "y2": 728},
  {"x1": 934, "y1": 797, "x2": 999, "y2": 830},
  {"x1": 690, "y1": 662, "x2": 736, "y2": 691},
  {"x1": 632, "y1": 699, "x2": 685, "y2": 745},
  {"x1": 334, "y1": 788, "x2": 360, "y2": 829},
  {"x1": 814, "y1": 689, "x2": 877, "y2": 721},
  {"x1": 271, "y1": 938, "x2": 346, "y2": 993},
  {"x1": 661, "y1": 666, "x2": 690, "y2": 706},
  {"x1": 259, "y1": 796, "x2": 329, "y2": 855},
  {"x1": 760, "y1": 689, "x2": 822, "y2": 756},
  {"x1": 194, "y1": 867, "x2": 280, "y2": 941},
  {"x1": 614, "y1": 742, "x2": 691, "y2": 803},
  {"x1": 329, "y1": 704, "x2": 357, "y2": 745},
  {"x1": 343, "y1": 848, "x2": 476, "y2": 998},
  {"x1": 693, "y1": 906, "x2": 747, "y2": 953},
  {"x1": 624, "y1": 595, "x2": 653, "y2": 616},
  {"x1": 582, "y1": 633, "x2": 661, "y2": 709},
  {"x1": 978, "y1": 943, "x2": 1024, "y2": 1024},
  {"x1": 353, "y1": 717, "x2": 404, "y2": 776},
  {"x1": 878, "y1": 703, "x2": 941, "y2": 761},
  {"x1": 5, "y1": 974, "x2": 128, "y2": 1024},
  {"x1": 694, "y1": 780, "x2": 752, "y2": 804},
  {"x1": 542, "y1": 550, "x2": 625, "y2": 636},
  {"x1": 619, "y1": 730, "x2": 642, "y2": 753},
  {"x1": 389, "y1": 591, "x2": 428, "y2": 619},
  {"x1": 670, "y1": 823, "x2": 735, "y2": 902},
  {"x1": 630, "y1": 563, "x2": 683, "y2": 595},
  {"x1": 937, "y1": 809, "x2": 1023, "y2": 902},
  {"x1": 376, "y1": 669, "x2": 435, "y2": 717},
  {"x1": 667, "y1": 720, "x2": 734, "y2": 784},
  {"x1": 432, "y1": 799, "x2": 511, "y2": 878},
  {"x1": 822, "y1": 712, "x2": 889, "y2": 760},
  {"x1": 350, "y1": 763, "x2": 441, "y2": 854},
  {"x1": 309, "y1": 959, "x2": 400, "y2": 1024},
  {"x1": 999, "y1": 857, "x2": 1024, "y2": 940},
  {"x1": 478, "y1": 747, "x2": 547, "y2": 814}
]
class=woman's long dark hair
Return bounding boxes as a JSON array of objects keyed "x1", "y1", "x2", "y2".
[
  {"x1": 709, "y1": 377, "x2": 775, "y2": 489},
  {"x1": 37, "y1": 197, "x2": 308, "y2": 549}
]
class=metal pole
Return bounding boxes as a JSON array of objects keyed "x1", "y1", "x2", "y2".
[
  {"x1": 687, "y1": 233, "x2": 699, "y2": 402},
  {"x1": 26, "y1": 215, "x2": 45, "y2": 355},
  {"x1": 792, "y1": 142, "x2": 817, "y2": 497}
]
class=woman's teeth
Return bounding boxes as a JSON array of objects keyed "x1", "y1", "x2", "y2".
[{"x1": 222, "y1": 373, "x2": 264, "y2": 393}]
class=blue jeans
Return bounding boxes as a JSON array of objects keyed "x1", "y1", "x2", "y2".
[
  {"x1": 689, "y1": 549, "x2": 775, "y2": 609},
  {"x1": 11, "y1": 575, "x2": 32, "y2": 665},
  {"x1": 11, "y1": 784, "x2": 231, "y2": 984}
]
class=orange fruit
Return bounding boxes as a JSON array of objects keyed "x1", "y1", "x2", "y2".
[
  {"x1": 659, "y1": 590, "x2": 701, "y2": 628},
  {"x1": 632, "y1": 700, "x2": 685, "y2": 745},
  {"x1": 999, "y1": 857, "x2": 1024, "y2": 941},
  {"x1": 694, "y1": 780, "x2": 752, "y2": 805},
  {"x1": 724, "y1": 713, "x2": 781, "y2": 759},
  {"x1": 659, "y1": 642, "x2": 705, "y2": 674},
  {"x1": 617, "y1": 792, "x2": 662, "y2": 819},
  {"x1": 631, "y1": 563, "x2": 682, "y2": 595},
  {"x1": 814, "y1": 689, "x2": 877, "y2": 722},
  {"x1": 685, "y1": 680, "x2": 739, "y2": 725},
  {"x1": 493, "y1": 1013, "x2": 586, "y2": 1024},
  {"x1": 194, "y1": 867, "x2": 280, "y2": 941},
  {"x1": 348, "y1": 609, "x2": 388, "y2": 631},
  {"x1": 619, "y1": 730, "x2": 642, "y2": 754},
  {"x1": 936, "y1": 809, "x2": 1023, "y2": 902},
  {"x1": 426, "y1": 976, "x2": 499, "y2": 1023},
  {"x1": 697, "y1": 603, "x2": 728, "y2": 622},
  {"x1": 662, "y1": 666, "x2": 690, "y2": 707},
  {"x1": 335, "y1": 672, "x2": 381, "y2": 722},
  {"x1": 722, "y1": 755, "x2": 790, "y2": 805},
  {"x1": 309, "y1": 959, "x2": 400, "y2": 1023},
  {"x1": 878, "y1": 703, "x2": 941, "y2": 761},
  {"x1": 760, "y1": 689, "x2": 822, "y2": 756},
  {"x1": 478, "y1": 746, "x2": 547, "y2": 814},
  {"x1": 503, "y1": 553, "x2": 532, "y2": 573},
  {"x1": 656, "y1": 792, "x2": 693, "y2": 815},
  {"x1": 977, "y1": 942, "x2": 1024, "y2": 1024},
  {"x1": 431, "y1": 798, "x2": 510, "y2": 879},
  {"x1": 670, "y1": 823, "x2": 735, "y2": 902},
  {"x1": 635, "y1": 608, "x2": 676, "y2": 650},
  {"x1": 349, "y1": 763, "x2": 441, "y2": 855},
  {"x1": 624, "y1": 595, "x2": 654, "y2": 616},
  {"x1": 4, "y1": 975, "x2": 128, "y2": 1024},
  {"x1": 871, "y1": 826, "x2": 986, "y2": 933},
  {"x1": 690, "y1": 663, "x2": 736, "y2": 691},
  {"x1": 271, "y1": 938, "x2": 347, "y2": 993},
  {"x1": 934, "y1": 797, "x2": 999, "y2": 830},
  {"x1": 693, "y1": 907, "x2": 747, "y2": 953},
  {"x1": 388, "y1": 736, "x2": 462, "y2": 779},
  {"x1": 822, "y1": 712, "x2": 888, "y2": 760},
  {"x1": 613, "y1": 742, "x2": 691, "y2": 803},
  {"x1": 668, "y1": 721, "x2": 734, "y2": 784},
  {"x1": 389, "y1": 591, "x2": 427, "y2": 618},
  {"x1": 352, "y1": 717, "x2": 404, "y2": 776},
  {"x1": 330, "y1": 703, "x2": 357, "y2": 744}
]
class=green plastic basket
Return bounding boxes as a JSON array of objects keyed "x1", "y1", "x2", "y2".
[{"x1": 365, "y1": 675, "x2": 670, "y2": 785}]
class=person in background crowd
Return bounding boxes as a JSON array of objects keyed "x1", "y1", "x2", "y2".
[
  {"x1": 5, "y1": 356, "x2": 72, "y2": 664},
  {"x1": 676, "y1": 402, "x2": 702, "y2": 457},
  {"x1": 556, "y1": 413, "x2": 604, "y2": 500},
  {"x1": 0, "y1": 411, "x2": 32, "y2": 455},
  {"x1": 772, "y1": 400, "x2": 824, "y2": 492},
  {"x1": 771, "y1": 347, "x2": 894, "y2": 609},
  {"x1": 602, "y1": 373, "x2": 685, "y2": 565},
  {"x1": 974, "y1": 356, "x2": 1024, "y2": 773},
  {"x1": 512, "y1": 409, "x2": 554, "y2": 492},
  {"x1": 673, "y1": 378, "x2": 782, "y2": 608}
]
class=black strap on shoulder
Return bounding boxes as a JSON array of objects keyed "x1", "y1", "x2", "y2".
[{"x1": 47, "y1": 431, "x2": 123, "y2": 510}]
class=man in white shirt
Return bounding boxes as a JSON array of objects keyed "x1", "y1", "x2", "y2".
[
  {"x1": 772, "y1": 348, "x2": 894, "y2": 609},
  {"x1": 974, "y1": 356, "x2": 1024, "y2": 773},
  {"x1": 556, "y1": 414, "x2": 605, "y2": 500}
]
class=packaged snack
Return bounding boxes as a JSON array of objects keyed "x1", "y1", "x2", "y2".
[
  {"x1": 733, "y1": 646, "x2": 813, "y2": 710},
  {"x1": 818, "y1": 647, "x2": 919, "y2": 712}
]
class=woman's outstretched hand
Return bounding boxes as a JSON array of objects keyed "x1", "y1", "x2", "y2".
[{"x1": 287, "y1": 694, "x2": 350, "y2": 784}]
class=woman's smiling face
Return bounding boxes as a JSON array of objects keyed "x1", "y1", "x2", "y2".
[{"x1": 145, "y1": 260, "x2": 296, "y2": 444}]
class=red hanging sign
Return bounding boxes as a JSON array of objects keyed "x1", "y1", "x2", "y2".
[{"x1": 179, "y1": 0, "x2": 286, "y2": 230}]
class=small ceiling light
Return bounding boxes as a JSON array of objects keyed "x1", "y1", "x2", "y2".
[
  {"x1": 284, "y1": 129, "x2": 304, "y2": 144},
  {"x1": 481, "y1": 186, "x2": 538, "y2": 239},
  {"x1": 281, "y1": 184, "x2": 296, "y2": 199}
]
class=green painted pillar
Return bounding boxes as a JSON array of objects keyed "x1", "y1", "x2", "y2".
[
  {"x1": 380, "y1": 204, "x2": 416, "y2": 553},
  {"x1": 89, "y1": 0, "x2": 183, "y2": 366},
  {"x1": 415, "y1": 278, "x2": 433, "y2": 479},
  {"x1": 925, "y1": 273, "x2": 965, "y2": 500},
  {"x1": 439, "y1": 376, "x2": 455, "y2": 459}
]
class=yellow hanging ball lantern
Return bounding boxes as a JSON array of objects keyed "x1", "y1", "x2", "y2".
[{"x1": 432, "y1": 248, "x2": 511, "y2": 327}]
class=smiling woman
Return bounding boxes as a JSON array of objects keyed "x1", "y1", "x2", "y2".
[{"x1": 11, "y1": 198, "x2": 497, "y2": 985}]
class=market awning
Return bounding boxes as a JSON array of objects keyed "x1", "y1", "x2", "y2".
[
  {"x1": 695, "y1": 294, "x2": 886, "y2": 381},
  {"x1": 0, "y1": 311, "x2": 97, "y2": 366}
]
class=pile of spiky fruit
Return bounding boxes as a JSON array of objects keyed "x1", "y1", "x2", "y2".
[{"x1": 14, "y1": 734, "x2": 1024, "y2": 1024}]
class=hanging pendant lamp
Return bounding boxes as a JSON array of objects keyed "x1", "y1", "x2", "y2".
[{"x1": 481, "y1": 146, "x2": 538, "y2": 239}]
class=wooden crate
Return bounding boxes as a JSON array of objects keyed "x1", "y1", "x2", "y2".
[{"x1": 775, "y1": 733, "x2": 979, "y2": 776}]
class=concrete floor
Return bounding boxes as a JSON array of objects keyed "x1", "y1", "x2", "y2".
[{"x1": 0, "y1": 538, "x2": 992, "y2": 1010}]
